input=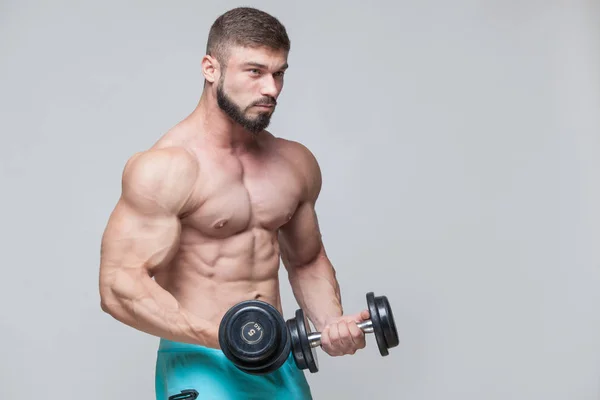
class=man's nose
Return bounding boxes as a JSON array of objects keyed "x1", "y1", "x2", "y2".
[{"x1": 260, "y1": 75, "x2": 279, "y2": 98}]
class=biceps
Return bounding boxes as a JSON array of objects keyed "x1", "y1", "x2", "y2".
[
  {"x1": 100, "y1": 199, "x2": 181, "y2": 277},
  {"x1": 279, "y1": 202, "x2": 323, "y2": 267}
]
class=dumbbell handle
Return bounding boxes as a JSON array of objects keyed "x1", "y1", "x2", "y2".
[{"x1": 307, "y1": 320, "x2": 374, "y2": 348}]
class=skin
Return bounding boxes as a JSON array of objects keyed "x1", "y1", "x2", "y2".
[{"x1": 99, "y1": 44, "x2": 368, "y2": 357}]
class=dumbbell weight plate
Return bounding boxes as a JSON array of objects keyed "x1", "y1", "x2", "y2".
[
  {"x1": 219, "y1": 300, "x2": 290, "y2": 374},
  {"x1": 243, "y1": 327, "x2": 292, "y2": 375},
  {"x1": 287, "y1": 309, "x2": 319, "y2": 373},
  {"x1": 375, "y1": 294, "x2": 399, "y2": 349},
  {"x1": 366, "y1": 292, "x2": 400, "y2": 356}
]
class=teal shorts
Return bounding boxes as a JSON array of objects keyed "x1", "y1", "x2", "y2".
[{"x1": 155, "y1": 339, "x2": 313, "y2": 400}]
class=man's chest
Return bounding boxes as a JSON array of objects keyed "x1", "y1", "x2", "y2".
[{"x1": 182, "y1": 154, "x2": 305, "y2": 238}]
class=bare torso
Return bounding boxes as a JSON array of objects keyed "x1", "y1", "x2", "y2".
[{"x1": 151, "y1": 122, "x2": 306, "y2": 332}]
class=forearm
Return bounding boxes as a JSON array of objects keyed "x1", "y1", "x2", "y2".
[
  {"x1": 100, "y1": 267, "x2": 218, "y2": 347},
  {"x1": 286, "y1": 248, "x2": 343, "y2": 331}
]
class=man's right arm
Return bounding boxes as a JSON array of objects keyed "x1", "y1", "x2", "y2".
[{"x1": 99, "y1": 147, "x2": 217, "y2": 347}]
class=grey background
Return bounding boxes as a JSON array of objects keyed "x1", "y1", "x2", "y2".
[{"x1": 1, "y1": 0, "x2": 599, "y2": 399}]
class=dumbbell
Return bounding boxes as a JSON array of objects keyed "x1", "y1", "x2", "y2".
[
  {"x1": 286, "y1": 292, "x2": 399, "y2": 373},
  {"x1": 218, "y1": 292, "x2": 399, "y2": 375},
  {"x1": 218, "y1": 300, "x2": 292, "y2": 375}
]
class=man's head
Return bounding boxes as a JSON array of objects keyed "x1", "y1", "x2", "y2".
[{"x1": 202, "y1": 7, "x2": 290, "y2": 134}]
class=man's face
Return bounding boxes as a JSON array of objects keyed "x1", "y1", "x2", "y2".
[{"x1": 215, "y1": 46, "x2": 288, "y2": 134}]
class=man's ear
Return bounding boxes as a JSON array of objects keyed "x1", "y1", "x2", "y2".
[{"x1": 201, "y1": 55, "x2": 219, "y2": 83}]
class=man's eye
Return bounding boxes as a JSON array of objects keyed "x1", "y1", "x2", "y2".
[{"x1": 249, "y1": 69, "x2": 260, "y2": 75}]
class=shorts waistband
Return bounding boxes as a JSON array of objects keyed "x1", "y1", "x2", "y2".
[{"x1": 158, "y1": 338, "x2": 225, "y2": 355}]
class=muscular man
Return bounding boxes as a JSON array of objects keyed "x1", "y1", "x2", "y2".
[{"x1": 99, "y1": 7, "x2": 368, "y2": 399}]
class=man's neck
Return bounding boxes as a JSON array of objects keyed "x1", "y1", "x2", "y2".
[{"x1": 187, "y1": 91, "x2": 259, "y2": 151}]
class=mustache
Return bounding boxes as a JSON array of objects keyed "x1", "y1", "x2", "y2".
[{"x1": 251, "y1": 97, "x2": 277, "y2": 106}]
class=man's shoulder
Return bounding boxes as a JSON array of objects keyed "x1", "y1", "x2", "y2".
[
  {"x1": 267, "y1": 133, "x2": 319, "y2": 169},
  {"x1": 119, "y1": 145, "x2": 200, "y2": 212},
  {"x1": 123, "y1": 146, "x2": 199, "y2": 185},
  {"x1": 266, "y1": 133, "x2": 322, "y2": 198}
]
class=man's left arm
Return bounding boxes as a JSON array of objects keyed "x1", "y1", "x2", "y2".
[{"x1": 278, "y1": 144, "x2": 368, "y2": 356}]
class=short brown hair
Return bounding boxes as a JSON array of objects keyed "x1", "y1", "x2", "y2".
[{"x1": 206, "y1": 7, "x2": 290, "y2": 67}]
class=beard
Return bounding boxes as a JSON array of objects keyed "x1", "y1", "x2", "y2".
[{"x1": 216, "y1": 76, "x2": 276, "y2": 134}]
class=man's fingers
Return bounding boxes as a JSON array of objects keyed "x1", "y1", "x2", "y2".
[
  {"x1": 345, "y1": 322, "x2": 363, "y2": 353},
  {"x1": 348, "y1": 321, "x2": 363, "y2": 343},
  {"x1": 353, "y1": 321, "x2": 369, "y2": 350},
  {"x1": 320, "y1": 326, "x2": 331, "y2": 349},
  {"x1": 328, "y1": 323, "x2": 341, "y2": 355},
  {"x1": 322, "y1": 326, "x2": 344, "y2": 357},
  {"x1": 360, "y1": 309, "x2": 370, "y2": 321},
  {"x1": 337, "y1": 321, "x2": 351, "y2": 349},
  {"x1": 320, "y1": 317, "x2": 370, "y2": 356}
]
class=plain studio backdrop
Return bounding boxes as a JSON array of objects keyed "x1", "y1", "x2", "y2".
[{"x1": 1, "y1": 0, "x2": 599, "y2": 399}]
